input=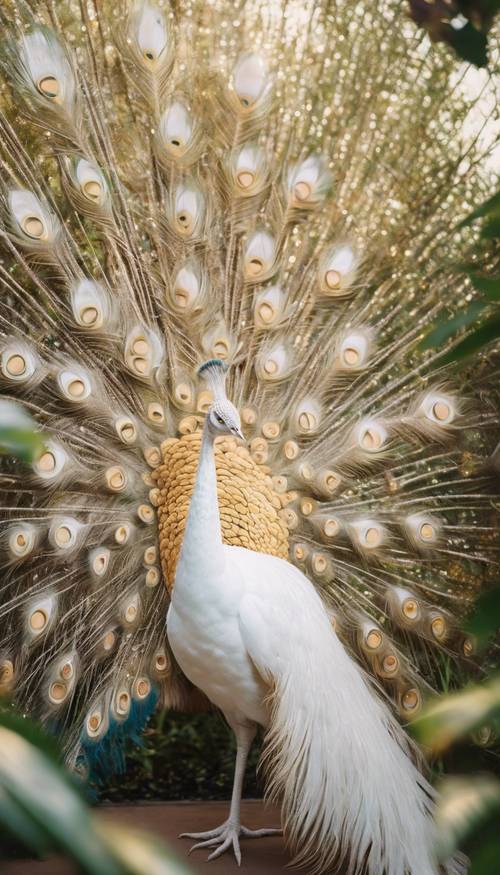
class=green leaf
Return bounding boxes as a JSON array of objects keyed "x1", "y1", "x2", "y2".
[
  {"x1": 460, "y1": 190, "x2": 500, "y2": 228},
  {"x1": 466, "y1": 586, "x2": 500, "y2": 645},
  {"x1": 481, "y1": 216, "x2": 500, "y2": 239},
  {"x1": 0, "y1": 726, "x2": 124, "y2": 875},
  {"x1": 0, "y1": 709, "x2": 61, "y2": 766},
  {"x1": 421, "y1": 300, "x2": 486, "y2": 350},
  {"x1": 0, "y1": 401, "x2": 45, "y2": 463},
  {"x1": 439, "y1": 314, "x2": 500, "y2": 362},
  {"x1": 95, "y1": 821, "x2": 195, "y2": 875},
  {"x1": 435, "y1": 775, "x2": 500, "y2": 862},
  {"x1": 411, "y1": 675, "x2": 500, "y2": 752},
  {"x1": 449, "y1": 21, "x2": 488, "y2": 67},
  {"x1": 468, "y1": 273, "x2": 500, "y2": 300},
  {"x1": 0, "y1": 787, "x2": 53, "y2": 857}
]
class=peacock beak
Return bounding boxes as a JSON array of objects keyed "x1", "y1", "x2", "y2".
[{"x1": 235, "y1": 427, "x2": 245, "y2": 442}]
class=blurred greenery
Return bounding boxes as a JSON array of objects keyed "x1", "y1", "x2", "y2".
[
  {"x1": 0, "y1": 708, "x2": 193, "y2": 874},
  {"x1": 0, "y1": 400, "x2": 45, "y2": 462},
  {"x1": 408, "y1": 1, "x2": 500, "y2": 67},
  {"x1": 99, "y1": 711, "x2": 262, "y2": 803},
  {"x1": 411, "y1": 581, "x2": 500, "y2": 874},
  {"x1": 422, "y1": 188, "x2": 500, "y2": 363}
]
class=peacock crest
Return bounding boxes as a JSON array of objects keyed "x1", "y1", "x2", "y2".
[{"x1": 0, "y1": 0, "x2": 497, "y2": 780}]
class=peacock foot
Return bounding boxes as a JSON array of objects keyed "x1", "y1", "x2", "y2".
[{"x1": 180, "y1": 820, "x2": 282, "y2": 865}]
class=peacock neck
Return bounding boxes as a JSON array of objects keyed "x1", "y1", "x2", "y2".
[{"x1": 174, "y1": 418, "x2": 224, "y2": 589}]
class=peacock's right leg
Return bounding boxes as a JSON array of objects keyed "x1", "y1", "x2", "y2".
[{"x1": 180, "y1": 718, "x2": 282, "y2": 865}]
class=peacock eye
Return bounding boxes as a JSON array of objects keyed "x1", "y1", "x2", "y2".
[{"x1": 215, "y1": 413, "x2": 224, "y2": 425}]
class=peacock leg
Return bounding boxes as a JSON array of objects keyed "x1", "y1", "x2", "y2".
[{"x1": 180, "y1": 719, "x2": 282, "y2": 864}]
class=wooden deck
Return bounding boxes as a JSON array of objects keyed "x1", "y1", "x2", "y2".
[{"x1": 2, "y1": 800, "x2": 289, "y2": 875}]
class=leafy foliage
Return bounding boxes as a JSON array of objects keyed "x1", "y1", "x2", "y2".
[
  {"x1": 99, "y1": 711, "x2": 263, "y2": 803},
  {"x1": 411, "y1": 581, "x2": 500, "y2": 874},
  {"x1": 0, "y1": 400, "x2": 45, "y2": 462},
  {"x1": 408, "y1": 1, "x2": 500, "y2": 66},
  {"x1": 0, "y1": 709, "x2": 193, "y2": 874},
  {"x1": 422, "y1": 189, "x2": 500, "y2": 362}
]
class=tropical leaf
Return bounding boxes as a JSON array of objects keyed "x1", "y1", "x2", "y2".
[
  {"x1": 0, "y1": 400, "x2": 45, "y2": 462},
  {"x1": 435, "y1": 775, "x2": 500, "y2": 863},
  {"x1": 411, "y1": 675, "x2": 500, "y2": 752},
  {"x1": 468, "y1": 272, "x2": 500, "y2": 300},
  {"x1": 421, "y1": 300, "x2": 486, "y2": 349},
  {"x1": 95, "y1": 821, "x2": 194, "y2": 875},
  {"x1": 466, "y1": 586, "x2": 500, "y2": 646},
  {"x1": 0, "y1": 713, "x2": 195, "y2": 875},
  {"x1": 449, "y1": 20, "x2": 488, "y2": 67},
  {"x1": 439, "y1": 314, "x2": 500, "y2": 362},
  {"x1": 0, "y1": 725, "x2": 124, "y2": 875},
  {"x1": 460, "y1": 189, "x2": 500, "y2": 228}
]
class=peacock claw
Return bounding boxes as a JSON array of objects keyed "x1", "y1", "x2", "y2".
[{"x1": 180, "y1": 820, "x2": 282, "y2": 864}]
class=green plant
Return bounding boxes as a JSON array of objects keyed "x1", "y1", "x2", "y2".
[
  {"x1": 409, "y1": 1, "x2": 500, "y2": 67},
  {"x1": 0, "y1": 400, "x2": 45, "y2": 462},
  {"x1": 0, "y1": 709, "x2": 193, "y2": 875},
  {"x1": 422, "y1": 189, "x2": 500, "y2": 362},
  {"x1": 411, "y1": 583, "x2": 500, "y2": 875}
]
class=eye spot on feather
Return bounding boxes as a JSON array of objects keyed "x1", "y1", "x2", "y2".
[
  {"x1": 431, "y1": 615, "x2": 446, "y2": 640},
  {"x1": 402, "y1": 598, "x2": 419, "y2": 621},
  {"x1": 247, "y1": 257, "x2": 264, "y2": 276},
  {"x1": 117, "y1": 691, "x2": 130, "y2": 714},
  {"x1": 294, "y1": 181, "x2": 311, "y2": 202},
  {"x1": 145, "y1": 566, "x2": 160, "y2": 587},
  {"x1": 114, "y1": 524, "x2": 131, "y2": 545},
  {"x1": 381, "y1": 654, "x2": 399, "y2": 676},
  {"x1": 432, "y1": 401, "x2": 450, "y2": 421},
  {"x1": 49, "y1": 681, "x2": 67, "y2": 703},
  {"x1": 54, "y1": 525, "x2": 71, "y2": 547},
  {"x1": 462, "y1": 637, "x2": 475, "y2": 657},
  {"x1": 5, "y1": 354, "x2": 26, "y2": 376},
  {"x1": 325, "y1": 269, "x2": 341, "y2": 289},
  {"x1": 401, "y1": 688, "x2": 420, "y2": 713},
  {"x1": 0, "y1": 660, "x2": 14, "y2": 692},
  {"x1": 360, "y1": 427, "x2": 383, "y2": 451},
  {"x1": 68, "y1": 378, "x2": 85, "y2": 398},
  {"x1": 420, "y1": 522, "x2": 434, "y2": 541},
  {"x1": 237, "y1": 170, "x2": 255, "y2": 189},
  {"x1": 81, "y1": 306, "x2": 98, "y2": 325},
  {"x1": 137, "y1": 503, "x2": 155, "y2": 524},
  {"x1": 38, "y1": 452, "x2": 55, "y2": 472},
  {"x1": 342, "y1": 346, "x2": 359, "y2": 366},
  {"x1": 125, "y1": 604, "x2": 137, "y2": 622},
  {"x1": 106, "y1": 466, "x2": 127, "y2": 492},
  {"x1": 87, "y1": 711, "x2": 102, "y2": 734},
  {"x1": 322, "y1": 518, "x2": 339, "y2": 538},
  {"x1": 83, "y1": 180, "x2": 102, "y2": 202},
  {"x1": 37, "y1": 76, "x2": 59, "y2": 98},
  {"x1": 365, "y1": 629, "x2": 383, "y2": 651},
  {"x1": 103, "y1": 631, "x2": 116, "y2": 652},
  {"x1": 29, "y1": 609, "x2": 48, "y2": 632},
  {"x1": 298, "y1": 411, "x2": 316, "y2": 432},
  {"x1": 22, "y1": 216, "x2": 45, "y2": 239},
  {"x1": 136, "y1": 678, "x2": 151, "y2": 698}
]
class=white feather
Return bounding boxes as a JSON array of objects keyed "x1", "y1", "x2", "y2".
[
  {"x1": 136, "y1": 3, "x2": 169, "y2": 60},
  {"x1": 8, "y1": 189, "x2": 60, "y2": 248},
  {"x1": 17, "y1": 27, "x2": 76, "y2": 113},
  {"x1": 232, "y1": 52, "x2": 270, "y2": 107}
]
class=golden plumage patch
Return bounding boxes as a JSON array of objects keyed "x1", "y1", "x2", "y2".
[{"x1": 153, "y1": 432, "x2": 290, "y2": 590}]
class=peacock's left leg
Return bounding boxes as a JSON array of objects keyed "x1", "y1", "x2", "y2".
[{"x1": 180, "y1": 718, "x2": 282, "y2": 864}]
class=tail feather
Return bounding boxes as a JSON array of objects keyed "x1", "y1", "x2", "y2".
[{"x1": 261, "y1": 594, "x2": 452, "y2": 875}]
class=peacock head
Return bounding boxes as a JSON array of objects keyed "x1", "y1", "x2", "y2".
[{"x1": 198, "y1": 359, "x2": 244, "y2": 440}]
